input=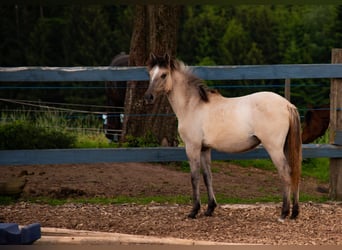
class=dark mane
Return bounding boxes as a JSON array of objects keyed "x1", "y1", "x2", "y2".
[{"x1": 172, "y1": 60, "x2": 219, "y2": 103}]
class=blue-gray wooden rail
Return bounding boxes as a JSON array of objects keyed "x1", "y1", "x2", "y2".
[
  {"x1": 1, "y1": 64, "x2": 342, "y2": 82},
  {"x1": 0, "y1": 64, "x2": 342, "y2": 166},
  {"x1": 0, "y1": 145, "x2": 342, "y2": 166}
]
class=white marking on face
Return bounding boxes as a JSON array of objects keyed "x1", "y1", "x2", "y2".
[{"x1": 151, "y1": 66, "x2": 160, "y2": 83}]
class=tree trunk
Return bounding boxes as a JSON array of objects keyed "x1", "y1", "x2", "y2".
[{"x1": 122, "y1": 5, "x2": 181, "y2": 146}]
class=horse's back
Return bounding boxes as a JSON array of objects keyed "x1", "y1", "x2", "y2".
[
  {"x1": 247, "y1": 91, "x2": 292, "y2": 107},
  {"x1": 245, "y1": 91, "x2": 294, "y2": 117},
  {"x1": 200, "y1": 91, "x2": 293, "y2": 152},
  {"x1": 217, "y1": 91, "x2": 293, "y2": 120}
]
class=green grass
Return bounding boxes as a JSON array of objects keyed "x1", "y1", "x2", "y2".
[
  {"x1": 0, "y1": 195, "x2": 192, "y2": 206},
  {"x1": 0, "y1": 195, "x2": 17, "y2": 205},
  {"x1": 230, "y1": 159, "x2": 275, "y2": 171},
  {"x1": 0, "y1": 110, "x2": 119, "y2": 149},
  {"x1": 301, "y1": 131, "x2": 330, "y2": 183},
  {"x1": 0, "y1": 110, "x2": 165, "y2": 149},
  {"x1": 74, "y1": 133, "x2": 116, "y2": 148},
  {"x1": 0, "y1": 193, "x2": 329, "y2": 206},
  {"x1": 302, "y1": 158, "x2": 329, "y2": 182},
  {"x1": 216, "y1": 193, "x2": 329, "y2": 204},
  {"x1": 229, "y1": 158, "x2": 329, "y2": 183}
]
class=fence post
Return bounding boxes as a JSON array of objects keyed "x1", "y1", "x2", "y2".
[
  {"x1": 285, "y1": 78, "x2": 291, "y2": 101},
  {"x1": 330, "y1": 48, "x2": 342, "y2": 200}
]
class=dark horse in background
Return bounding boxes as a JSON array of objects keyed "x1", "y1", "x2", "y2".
[
  {"x1": 301, "y1": 104, "x2": 330, "y2": 144},
  {"x1": 104, "y1": 52, "x2": 129, "y2": 141}
]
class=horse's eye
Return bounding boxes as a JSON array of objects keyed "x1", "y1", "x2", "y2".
[{"x1": 161, "y1": 73, "x2": 167, "y2": 79}]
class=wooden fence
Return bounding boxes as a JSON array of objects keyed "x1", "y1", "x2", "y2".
[
  {"x1": 1, "y1": 52, "x2": 342, "y2": 198},
  {"x1": 0, "y1": 144, "x2": 341, "y2": 166}
]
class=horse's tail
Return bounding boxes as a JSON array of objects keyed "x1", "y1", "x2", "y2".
[{"x1": 285, "y1": 105, "x2": 302, "y2": 191}]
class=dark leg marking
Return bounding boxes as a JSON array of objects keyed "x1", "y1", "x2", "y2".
[
  {"x1": 204, "y1": 199, "x2": 217, "y2": 217},
  {"x1": 290, "y1": 203, "x2": 299, "y2": 219},
  {"x1": 201, "y1": 146, "x2": 217, "y2": 217},
  {"x1": 281, "y1": 194, "x2": 290, "y2": 219},
  {"x1": 188, "y1": 201, "x2": 200, "y2": 219},
  {"x1": 188, "y1": 167, "x2": 201, "y2": 219}
]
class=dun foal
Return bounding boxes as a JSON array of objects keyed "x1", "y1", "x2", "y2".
[{"x1": 144, "y1": 53, "x2": 302, "y2": 221}]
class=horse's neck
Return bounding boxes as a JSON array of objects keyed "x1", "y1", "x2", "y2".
[{"x1": 167, "y1": 72, "x2": 197, "y2": 119}]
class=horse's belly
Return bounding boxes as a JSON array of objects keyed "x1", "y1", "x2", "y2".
[{"x1": 204, "y1": 133, "x2": 260, "y2": 153}]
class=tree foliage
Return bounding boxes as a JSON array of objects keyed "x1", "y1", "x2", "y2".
[
  {"x1": 178, "y1": 5, "x2": 339, "y2": 108},
  {"x1": 1, "y1": 5, "x2": 341, "y2": 137}
]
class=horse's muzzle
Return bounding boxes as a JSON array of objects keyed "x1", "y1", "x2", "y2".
[{"x1": 144, "y1": 93, "x2": 154, "y2": 104}]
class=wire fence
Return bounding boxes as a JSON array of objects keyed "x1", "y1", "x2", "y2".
[{"x1": 0, "y1": 64, "x2": 337, "y2": 140}]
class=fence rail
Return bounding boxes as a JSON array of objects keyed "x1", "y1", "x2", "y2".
[
  {"x1": 1, "y1": 64, "x2": 342, "y2": 82},
  {"x1": 0, "y1": 144, "x2": 342, "y2": 166}
]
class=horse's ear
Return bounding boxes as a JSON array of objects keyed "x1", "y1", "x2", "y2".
[
  {"x1": 150, "y1": 52, "x2": 157, "y2": 62},
  {"x1": 164, "y1": 53, "x2": 177, "y2": 70},
  {"x1": 148, "y1": 52, "x2": 158, "y2": 68},
  {"x1": 164, "y1": 53, "x2": 170, "y2": 64}
]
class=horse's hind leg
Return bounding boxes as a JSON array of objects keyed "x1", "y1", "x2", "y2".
[
  {"x1": 266, "y1": 148, "x2": 292, "y2": 220},
  {"x1": 201, "y1": 147, "x2": 217, "y2": 216},
  {"x1": 290, "y1": 179, "x2": 300, "y2": 219}
]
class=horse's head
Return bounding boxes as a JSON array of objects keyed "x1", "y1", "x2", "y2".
[{"x1": 144, "y1": 53, "x2": 174, "y2": 104}]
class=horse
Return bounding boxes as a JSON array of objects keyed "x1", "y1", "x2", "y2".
[
  {"x1": 301, "y1": 104, "x2": 330, "y2": 144},
  {"x1": 144, "y1": 53, "x2": 302, "y2": 221},
  {"x1": 104, "y1": 52, "x2": 129, "y2": 141}
]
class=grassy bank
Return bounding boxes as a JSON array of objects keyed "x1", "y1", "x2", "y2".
[
  {"x1": 230, "y1": 158, "x2": 329, "y2": 183},
  {"x1": 0, "y1": 193, "x2": 329, "y2": 206},
  {"x1": 0, "y1": 110, "x2": 115, "y2": 149}
]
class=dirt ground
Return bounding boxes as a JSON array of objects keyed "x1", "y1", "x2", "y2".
[{"x1": 0, "y1": 162, "x2": 341, "y2": 245}]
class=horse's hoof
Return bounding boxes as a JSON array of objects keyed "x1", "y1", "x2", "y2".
[
  {"x1": 281, "y1": 210, "x2": 290, "y2": 220},
  {"x1": 204, "y1": 212, "x2": 213, "y2": 217},
  {"x1": 187, "y1": 213, "x2": 197, "y2": 219},
  {"x1": 290, "y1": 212, "x2": 299, "y2": 220},
  {"x1": 204, "y1": 200, "x2": 217, "y2": 216},
  {"x1": 290, "y1": 206, "x2": 299, "y2": 219},
  {"x1": 204, "y1": 209, "x2": 214, "y2": 217}
]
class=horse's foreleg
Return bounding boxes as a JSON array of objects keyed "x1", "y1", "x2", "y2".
[
  {"x1": 201, "y1": 148, "x2": 217, "y2": 216},
  {"x1": 188, "y1": 158, "x2": 201, "y2": 219}
]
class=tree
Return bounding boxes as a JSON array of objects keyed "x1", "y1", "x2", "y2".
[
  {"x1": 333, "y1": 5, "x2": 342, "y2": 48},
  {"x1": 178, "y1": 6, "x2": 228, "y2": 65},
  {"x1": 122, "y1": 5, "x2": 182, "y2": 146},
  {"x1": 219, "y1": 18, "x2": 249, "y2": 65}
]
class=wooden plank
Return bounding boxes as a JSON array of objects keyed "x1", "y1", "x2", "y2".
[
  {"x1": 0, "y1": 144, "x2": 341, "y2": 166},
  {"x1": 330, "y1": 48, "x2": 342, "y2": 200},
  {"x1": 0, "y1": 66, "x2": 149, "y2": 82},
  {"x1": 1, "y1": 64, "x2": 342, "y2": 82},
  {"x1": 192, "y1": 64, "x2": 342, "y2": 80},
  {"x1": 39, "y1": 227, "x2": 231, "y2": 245}
]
